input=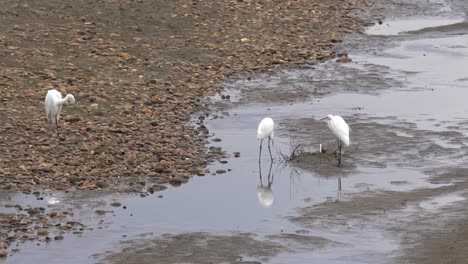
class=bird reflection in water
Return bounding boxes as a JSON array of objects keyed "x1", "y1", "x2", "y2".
[
  {"x1": 257, "y1": 159, "x2": 274, "y2": 208},
  {"x1": 337, "y1": 176, "x2": 342, "y2": 201}
]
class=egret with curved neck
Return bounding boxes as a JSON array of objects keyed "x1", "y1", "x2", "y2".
[
  {"x1": 257, "y1": 117, "x2": 274, "y2": 162},
  {"x1": 44, "y1": 89, "x2": 76, "y2": 136},
  {"x1": 321, "y1": 114, "x2": 350, "y2": 167}
]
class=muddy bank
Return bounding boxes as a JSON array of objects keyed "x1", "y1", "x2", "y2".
[
  {"x1": 290, "y1": 168, "x2": 468, "y2": 264},
  {"x1": 101, "y1": 230, "x2": 351, "y2": 264},
  {"x1": 101, "y1": 232, "x2": 283, "y2": 264}
]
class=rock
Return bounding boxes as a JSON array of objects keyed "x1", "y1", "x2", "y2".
[
  {"x1": 37, "y1": 230, "x2": 48, "y2": 236},
  {"x1": 0, "y1": 249, "x2": 7, "y2": 257},
  {"x1": 49, "y1": 212, "x2": 58, "y2": 218},
  {"x1": 169, "y1": 176, "x2": 183, "y2": 186},
  {"x1": 54, "y1": 235, "x2": 64, "y2": 240},
  {"x1": 95, "y1": 181, "x2": 109, "y2": 189},
  {"x1": 64, "y1": 115, "x2": 81, "y2": 122},
  {"x1": 110, "y1": 202, "x2": 121, "y2": 207},
  {"x1": 95, "y1": 210, "x2": 106, "y2": 215},
  {"x1": 151, "y1": 185, "x2": 167, "y2": 192},
  {"x1": 27, "y1": 208, "x2": 41, "y2": 215}
]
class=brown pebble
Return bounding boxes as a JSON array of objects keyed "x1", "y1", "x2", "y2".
[
  {"x1": 37, "y1": 230, "x2": 48, "y2": 236},
  {"x1": 95, "y1": 210, "x2": 106, "y2": 215}
]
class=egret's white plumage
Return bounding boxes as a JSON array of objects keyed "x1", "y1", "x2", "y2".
[
  {"x1": 325, "y1": 114, "x2": 350, "y2": 147},
  {"x1": 322, "y1": 114, "x2": 350, "y2": 167},
  {"x1": 44, "y1": 89, "x2": 75, "y2": 136},
  {"x1": 257, "y1": 117, "x2": 275, "y2": 160},
  {"x1": 257, "y1": 117, "x2": 274, "y2": 140}
]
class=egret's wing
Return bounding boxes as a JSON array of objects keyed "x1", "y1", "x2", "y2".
[
  {"x1": 330, "y1": 116, "x2": 350, "y2": 146},
  {"x1": 45, "y1": 90, "x2": 62, "y2": 124},
  {"x1": 44, "y1": 92, "x2": 55, "y2": 121},
  {"x1": 257, "y1": 118, "x2": 275, "y2": 139}
]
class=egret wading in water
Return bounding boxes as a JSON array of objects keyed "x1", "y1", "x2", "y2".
[
  {"x1": 44, "y1": 89, "x2": 76, "y2": 136},
  {"x1": 257, "y1": 117, "x2": 274, "y2": 162},
  {"x1": 321, "y1": 114, "x2": 350, "y2": 167}
]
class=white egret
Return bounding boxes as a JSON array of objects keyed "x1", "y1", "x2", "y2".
[
  {"x1": 44, "y1": 89, "x2": 76, "y2": 136},
  {"x1": 321, "y1": 114, "x2": 350, "y2": 167},
  {"x1": 257, "y1": 117, "x2": 274, "y2": 161}
]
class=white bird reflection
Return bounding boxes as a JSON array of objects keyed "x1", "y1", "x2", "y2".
[
  {"x1": 46, "y1": 196, "x2": 60, "y2": 205},
  {"x1": 257, "y1": 159, "x2": 274, "y2": 208}
]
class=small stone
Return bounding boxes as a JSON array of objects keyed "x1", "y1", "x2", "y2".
[
  {"x1": 95, "y1": 210, "x2": 106, "y2": 215},
  {"x1": 169, "y1": 176, "x2": 183, "y2": 186},
  {"x1": 0, "y1": 249, "x2": 7, "y2": 257},
  {"x1": 64, "y1": 115, "x2": 81, "y2": 122},
  {"x1": 27, "y1": 208, "x2": 41, "y2": 215},
  {"x1": 37, "y1": 230, "x2": 48, "y2": 236},
  {"x1": 95, "y1": 181, "x2": 109, "y2": 189},
  {"x1": 110, "y1": 202, "x2": 121, "y2": 207},
  {"x1": 49, "y1": 212, "x2": 58, "y2": 218},
  {"x1": 54, "y1": 235, "x2": 64, "y2": 240},
  {"x1": 216, "y1": 169, "x2": 226, "y2": 174}
]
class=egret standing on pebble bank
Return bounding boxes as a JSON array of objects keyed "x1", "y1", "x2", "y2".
[
  {"x1": 44, "y1": 89, "x2": 76, "y2": 136},
  {"x1": 321, "y1": 114, "x2": 350, "y2": 167},
  {"x1": 257, "y1": 117, "x2": 274, "y2": 161}
]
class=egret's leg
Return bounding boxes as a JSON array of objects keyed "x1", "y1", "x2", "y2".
[
  {"x1": 337, "y1": 176, "x2": 342, "y2": 201},
  {"x1": 259, "y1": 153, "x2": 263, "y2": 183},
  {"x1": 337, "y1": 140, "x2": 342, "y2": 167},
  {"x1": 268, "y1": 137, "x2": 273, "y2": 161},
  {"x1": 339, "y1": 140, "x2": 343, "y2": 156},
  {"x1": 259, "y1": 139, "x2": 263, "y2": 162},
  {"x1": 55, "y1": 119, "x2": 60, "y2": 138}
]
